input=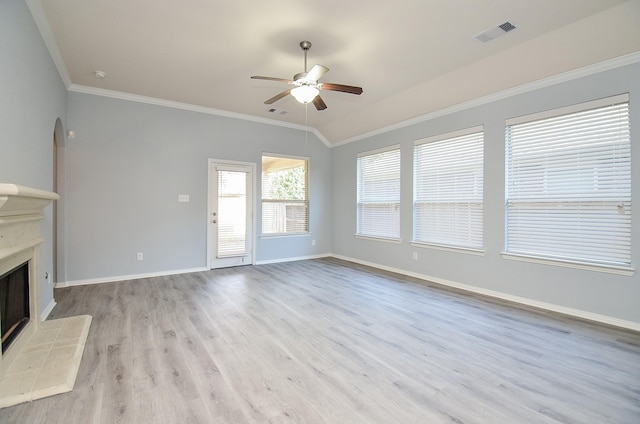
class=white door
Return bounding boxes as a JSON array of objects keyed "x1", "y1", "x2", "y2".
[{"x1": 208, "y1": 160, "x2": 254, "y2": 269}]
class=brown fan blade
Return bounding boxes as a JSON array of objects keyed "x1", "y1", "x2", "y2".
[
  {"x1": 313, "y1": 95, "x2": 327, "y2": 111},
  {"x1": 251, "y1": 76, "x2": 293, "y2": 84},
  {"x1": 320, "y1": 82, "x2": 363, "y2": 95},
  {"x1": 265, "y1": 89, "x2": 291, "y2": 104},
  {"x1": 305, "y1": 64, "x2": 329, "y2": 82}
]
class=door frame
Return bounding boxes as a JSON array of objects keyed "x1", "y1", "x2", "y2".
[{"x1": 207, "y1": 158, "x2": 257, "y2": 269}]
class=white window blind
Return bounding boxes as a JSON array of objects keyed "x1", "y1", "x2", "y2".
[
  {"x1": 261, "y1": 155, "x2": 309, "y2": 235},
  {"x1": 413, "y1": 128, "x2": 484, "y2": 249},
  {"x1": 357, "y1": 146, "x2": 401, "y2": 239},
  {"x1": 505, "y1": 95, "x2": 631, "y2": 267}
]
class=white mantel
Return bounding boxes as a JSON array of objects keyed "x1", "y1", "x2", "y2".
[
  {"x1": 0, "y1": 184, "x2": 58, "y2": 380},
  {"x1": 0, "y1": 183, "x2": 59, "y2": 217}
]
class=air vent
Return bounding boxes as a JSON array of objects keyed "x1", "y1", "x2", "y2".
[
  {"x1": 267, "y1": 108, "x2": 288, "y2": 115},
  {"x1": 499, "y1": 21, "x2": 516, "y2": 32},
  {"x1": 474, "y1": 21, "x2": 517, "y2": 43}
]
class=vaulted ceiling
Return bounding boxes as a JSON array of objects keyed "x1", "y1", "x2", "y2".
[{"x1": 31, "y1": 0, "x2": 640, "y2": 145}]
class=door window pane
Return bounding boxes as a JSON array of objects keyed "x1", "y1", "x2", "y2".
[{"x1": 217, "y1": 170, "x2": 248, "y2": 257}]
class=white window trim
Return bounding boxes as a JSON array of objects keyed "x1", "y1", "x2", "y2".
[
  {"x1": 263, "y1": 152, "x2": 310, "y2": 161},
  {"x1": 414, "y1": 125, "x2": 484, "y2": 146},
  {"x1": 413, "y1": 126, "x2": 484, "y2": 250},
  {"x1": 410, "y1": 241, "x2": 485, "y2": 256},
  {"x1": 356, "y1": 144, "x2": 401, "y2": 240},
  {"x1": 504, "y1": 94, "x2": 631, "y2": 268},
  {"x1": 260, "y1": 232, "x2": 311, "y2": 239},
  {"x1": 505, "y1": 93, "x2": 629, "y2": 126},
  {"x1": 261, "y1": 153, "x2": 310, "y2": 236},
  {"x1": 357, "y1": 144, "x2": 401, "y2": 158},
  {"x1": 501, "y1": 252, "x2": 635, "y2": 276},
  {"x1": 355, "y1": 234, "x2": 402, "y2": 244}
]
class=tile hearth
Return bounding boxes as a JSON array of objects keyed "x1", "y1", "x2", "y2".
[{"x1": 0, "y1": 315, "x2": 91, "y2": 408}]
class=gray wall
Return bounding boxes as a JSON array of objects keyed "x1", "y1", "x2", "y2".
[
  {"x1": 3, "y1": 0, "x2": 638, "y2": 327},
  {"x1": 0, "y1": 0, "x2": 67, "y2": 315},
  {"x1": 62, "y1": 92, "x2": 332, "y2": 282},
  {"x1": 332, "y1": 62, "x2": 640, "y2": 325}
]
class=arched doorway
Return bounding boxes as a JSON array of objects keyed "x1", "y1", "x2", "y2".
[{"x1": 52, "y1": 118, "x2": 65, "y2": 284}]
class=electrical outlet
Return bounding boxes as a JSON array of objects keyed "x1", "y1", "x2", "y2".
[
  {"x1": 412, "y1": 252, "x2": 418, "y2": 260},
  {"x1": 312, "y1": 239, "x2": 316, "y2": 246},
  {"x1": 137, "y1": 252, "x2": 144, "y2": 261}
]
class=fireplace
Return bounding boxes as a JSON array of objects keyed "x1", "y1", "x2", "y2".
[
  {"x1": 0, "y1": 184, "x2": 58, "y2": 381},
  {"x1": 1, "y1": 261, "x2": 30, "y2": 353},
  {"x1": 0, "y1": 184, "x2": 92, "y2": 409}
]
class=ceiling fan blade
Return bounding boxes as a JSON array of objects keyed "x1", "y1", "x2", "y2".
[
  {"x1": 251, "y1": 76, "x2": 293, "y2": 84},
  {"x1": 305, "y1": 64, "x2": 329, "y2": 82},
  {"x1": 320, "y1": 82, "x2": 363, "y2": 95},
  {"x1": 313, "y1": 95, "x2": 327, "y2": 111},
  {"x1": 265, "y1": 89, "x2": 291, "y2": 104}
]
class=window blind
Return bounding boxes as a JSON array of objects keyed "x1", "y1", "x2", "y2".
[
  {"x1": 357, "y1": 146, "x2": 401, "y2": 239},
  {"x1": 261, "y1": 155, "x2": 309, "y2": 235},
  {"x1": 505, "y1": 96, "x2": 631, "y2": 267},
  {"x1": 413, "y1": 128, "x2": 484, "y2": 249}
]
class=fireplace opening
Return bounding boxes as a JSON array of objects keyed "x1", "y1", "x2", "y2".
[{"x1": 0, "y1": 261, "x2": 30, "y2": 353}]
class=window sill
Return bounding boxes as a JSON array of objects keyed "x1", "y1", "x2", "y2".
[
  {"x1": 501, "y1": 252, "x2": 635, "y2": 276},
  {"x1": 411, "y1": 242, "x2": 485, "y2": 256},
  {"x1": 261, "y1": 232, "x2": 310, "y2": 239},
  {"x1": 355, "y1": 234, "x2": 402, "y2": 244}
]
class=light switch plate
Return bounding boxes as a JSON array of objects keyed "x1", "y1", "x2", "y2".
[{"x1": 178, "y1": 194, "x2": 190, "y2": 202}]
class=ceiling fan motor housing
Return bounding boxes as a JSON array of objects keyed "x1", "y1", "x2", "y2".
[{"x1": 294, "y1": 72, "x2": 308, "y2": 82}]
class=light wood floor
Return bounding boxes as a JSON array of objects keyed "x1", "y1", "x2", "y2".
[{"x1": 1, "y1": 258, "x2": 639, "y2": 423}]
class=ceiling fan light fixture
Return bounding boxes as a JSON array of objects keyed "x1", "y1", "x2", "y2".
[{"x1": 291, "y1": 85, "x2": 319, "y2": 104}]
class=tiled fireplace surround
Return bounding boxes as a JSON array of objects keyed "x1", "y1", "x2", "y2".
[{"x1": 0, "y1": 184, "x2": 91, "y2": 408}]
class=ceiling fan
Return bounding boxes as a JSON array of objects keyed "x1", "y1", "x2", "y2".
[{"x1": 251, "y1": 41, "x2": 363, "y2": 111}]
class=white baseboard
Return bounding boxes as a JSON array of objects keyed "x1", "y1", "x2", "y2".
[
  {"x1": 52, "y1": 254, "x2": 639, "y2": 331},
  {"x1": 55, "y1": 254, "x2": 333, "y2": 287},
  {"x1": 56, "y1": 267, "x2": 209, "y2": 288},
  {"x1": 40, "y1": 299, "x2": 57, "y2": 321},
  {"x1": 330, "y1": 254, "x2": 640, "y2": 332},
  {"x1": 255, "y1": 253, "x2": 331, "y2": 265}
]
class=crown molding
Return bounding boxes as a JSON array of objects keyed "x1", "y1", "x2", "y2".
[
  {"x1": 333, "y1": 51, "x2": 640, "y2": 147},
  {"x1": 26, "y1": 0, "x2": 332, "y2": 146},
  {"x1": 68, "y1": 84, "x2": 332, "y2": 148}
]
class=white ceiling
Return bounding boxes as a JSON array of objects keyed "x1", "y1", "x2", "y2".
[{"x1": 33, "y1": 0, "x2": 640, "y2": 145}]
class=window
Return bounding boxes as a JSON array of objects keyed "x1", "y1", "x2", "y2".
[
  {"x1": 261, "y1": 155, "x2": 309, "y2": 235},
  {"x1": 505, "y1": 94, "x2": 631, "y2": 268},
  {"x1": 357, "y1": 146, "x2": 401, "y2": 240},
  {"x1": 413, "y1": 127, "x2": 484, "y2": 250}
]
